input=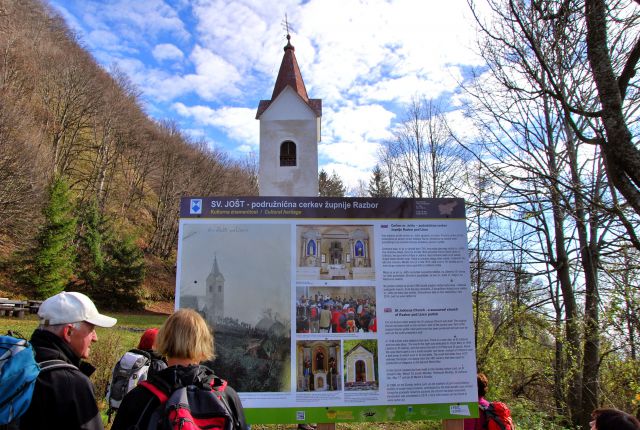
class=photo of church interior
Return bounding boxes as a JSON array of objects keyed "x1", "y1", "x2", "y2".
[
  {"x1": 296, "y1": 225, "x2": 375, "y2": 280},
  {"x1": 296, "y1": 340, "x2": 342, "y2": 392}
]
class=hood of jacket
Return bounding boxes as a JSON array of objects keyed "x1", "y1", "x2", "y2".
[{"x1": 149, "y1": 364, "x2": 223, "y2": 393}]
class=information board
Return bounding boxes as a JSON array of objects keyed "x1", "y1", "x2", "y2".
[{"x1": 176, "y1": 196, "x2": 478, "y2": 423}]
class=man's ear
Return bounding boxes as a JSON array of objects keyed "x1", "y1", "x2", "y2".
[{"x1": 62, "y1": 324, "x2": 74, "y2": 342}]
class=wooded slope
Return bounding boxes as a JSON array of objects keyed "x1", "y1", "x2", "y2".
[{"x1": 0, "y1": 0, "x2": 257, "y2": 301}]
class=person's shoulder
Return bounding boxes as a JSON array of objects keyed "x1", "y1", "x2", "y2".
[
  {"x1": 118, "y1": 380, "x2": 159, "y2": 410},
  {"x1": 221, "y1": 382, "x2": 239, "y2": 396},
  {"x1": 40, "y1": 361, "x2": 87, "y2": 384},
  {"x1": 112, "y1": 383, "x2": 158, "y2": 430}
]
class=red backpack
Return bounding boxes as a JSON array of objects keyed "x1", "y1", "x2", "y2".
[
  {"x1": 480, "y1": 401, "x2": 515, "y2": 430},
  {"x1": 139, "y1": 377, "x2": 236, "y2": 430}
]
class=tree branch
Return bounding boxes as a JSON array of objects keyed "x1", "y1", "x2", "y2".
[{"x1": 617, "y1": 36, "x2": 640, "y2": 98}]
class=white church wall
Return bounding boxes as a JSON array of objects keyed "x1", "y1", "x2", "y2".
[
  {"x1": 260, "y1": 88, "x2": 317, "y2": 120},
  {"x1": 259, "y1": 119, "x2": 319, "y2": 196}
]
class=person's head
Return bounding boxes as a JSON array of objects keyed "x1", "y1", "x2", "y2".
[
  {"x1": 477, "y1": 373, "x2": 489, "y2": 398},
  {"x1": 138, "y1": 328, "x2": 159, "y2": 350},
  {"x1": 156, "y1": 308, "x2": 214, "y2": 363},
  {"x1": 591, "y1": 408, "x2": 640, "y2": 430},
  {"x1": 38, "y1": 291, "x2": 117, "y2": 359}
]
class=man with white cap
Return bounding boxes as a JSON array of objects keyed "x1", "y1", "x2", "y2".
[{"x1": 19, "y1": 291, "x2": 117, "y2": 430}]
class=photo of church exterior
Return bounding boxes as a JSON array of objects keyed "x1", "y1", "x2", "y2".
[
  {"x1": 177, "y1": 223, "x2": 291, "y2": 392},
  {"x1": 343, "y1": 340, "x2": 379, "y2": 391},
  {"x1": 296, "y1": 225, "x2": 375, "y2": 280}
]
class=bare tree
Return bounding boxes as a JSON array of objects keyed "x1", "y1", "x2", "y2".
[
  {"x1": 350, "y1": 179, "x2": 369, "y2": 198},
  {"x1": 0, "y1": 91, "x2": 47, "y2": 240},
  {"x1": 584, "y1": 0, "x2": 640, "y2": 216},
  {"x1": 383, "y1": 97, "x2": 464, "y2": 198},
  {"x1": 376, "y1": 145, "x2": 398, "y2": 197},
  {"x1": 469, "y1": 0, "x2": 640, "y2": 232},
  {"x1": 467, "y1": 1, "x2": 640, "y2": 425}
]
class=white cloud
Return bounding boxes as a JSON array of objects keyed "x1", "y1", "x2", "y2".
[
  {"x1": 297, "y1": 0, "x2": 482, "y2": 104},
  {"x1": 88, "y1": 0, "x2": 189, "y2": 42},
  {"x1": 153, "y1": 43, "x2": 185, "y2": 62},
  {"x1": 352, "y1": 67, "x2": 464, "y2": 104},
  {"x1": 324, "y1": 104, "x2": 395, "y2": 146},
  {"x1": 172, "y1": 103, "x2": 258, "y2": 149},
  {"x1": 321, "y1": 162, "x2": 375, "y2": 196},
  {"x1": 445, "y1": 108, "x2": 480, "y2": 144},
  {"x1": 185, "y1": 45, "x2": 242, "y2": 100},
  {"x1": 56, "y1": 0, "x2": 190, "y2": 62},
  {"x1": 110, "y1": 62, "x2": 190, "y2": 102},
  {"x1": 183, "y1": 128, "x2": 207, "y2": 140},
  {"x1": 316, "y1": 103, "x2": 396, "y2": 190},
  {"x1": 192, "y1": 0, "x2": 300, "y2": 76},
  {"x1": 113, "y1": 46, "x2": 242, "y2": 103}
]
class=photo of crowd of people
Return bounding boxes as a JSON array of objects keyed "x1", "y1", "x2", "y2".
[{"x1": 295, "y1": 287, "x2": 377, "y2": 334}]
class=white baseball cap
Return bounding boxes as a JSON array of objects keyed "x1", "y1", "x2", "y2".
[{"x1": 38, "y1": 291, "x2": 117, "y2": 327}]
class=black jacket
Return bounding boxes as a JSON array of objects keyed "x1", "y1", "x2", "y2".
[
  {"x1": 19, "y1": 329, "x2": 103, "y2": 430},
  {"x1": 111, "y1": 364, "x2": 248, "y2": 430}
]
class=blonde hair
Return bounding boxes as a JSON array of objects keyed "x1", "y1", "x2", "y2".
[{"x1": 156, "y1": 309, "x2": 214, "y2": 361}]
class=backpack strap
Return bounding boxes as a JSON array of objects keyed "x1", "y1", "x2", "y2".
[
  {"x1": 38, "y1": 359, "x2": 78, "y2": 373},
  {"x1": 128, "y1": 348, "x2": 152, "y2": 360},
  {"x1": 209, "y1": 377, "x2": 240, "y2": 430},
  {"x1": 139, "y1": 380, "x2": 168, "y2": 404},
  {"x1": 210, "y1": 377, "x2": 227, "y2": 393},
  {"x1": 478, "y1": 403, "x2": 489, "y2": 430},
  {"x1": 133, "y1": 380, "x2": 171, "y2": 430}
]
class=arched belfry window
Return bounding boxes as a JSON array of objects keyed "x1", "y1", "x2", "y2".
[{"x1": 280, "y1": 141, "x2": 296, "y2": 166}]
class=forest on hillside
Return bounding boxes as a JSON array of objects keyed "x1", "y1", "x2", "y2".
[
  {"x1": 1, "y1": 0, "x2": 640, "y2": 429},
  {"x1": 0, "y1": 0, "x2": 257, "y2": 304}
]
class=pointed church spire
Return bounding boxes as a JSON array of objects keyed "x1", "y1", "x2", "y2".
[
  {"x1": 256, "y1": 27, "x2": 322, "y2": 119},
  {"x1": 270, "y1": 33, "x2": 309, "y2": 102},
  {"x1": 212, "y1": 254, "x2": 222, "y2": 278}
]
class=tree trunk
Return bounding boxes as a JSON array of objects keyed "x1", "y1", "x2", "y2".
[{"x1": 585, "y1": 0, "x2": 640, "y2": 216}]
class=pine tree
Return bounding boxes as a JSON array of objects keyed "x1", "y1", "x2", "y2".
[
  {"x1": 100, "y1": 235, "x2": 145, "y2": 309},
  {"x1": 368, "y1": 165, "x2": 391, "y2": 197},
  {"x1": 30, "y1": 177, "x2": 77, "y2": 298},
  {"x1": 319, "y1": 169, "x2": 346, "y2": 197},
  {"x1": 75, "y1": 200, "x2": 107, "y2": 292}
]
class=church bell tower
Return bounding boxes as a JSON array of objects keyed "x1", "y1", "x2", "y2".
[
  {"x1": 256, "y1": 32, "x2": 321, "y2": 197},
  {"x1": 205, "y1": 255, "x2": 224, "y2": 322}
]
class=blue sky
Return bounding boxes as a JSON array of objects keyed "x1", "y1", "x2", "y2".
[{"x1": 49, "y1": 0, "x2": 485, "y2": 191}]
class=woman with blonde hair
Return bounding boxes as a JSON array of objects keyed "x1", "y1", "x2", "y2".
[{"x1": 112, "y1": 308, "x2": 247, "y2": 429}]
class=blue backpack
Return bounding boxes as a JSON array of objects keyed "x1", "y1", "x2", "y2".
[{"x1": 0, "y1": 333, "x2": 76, "y2": 425}]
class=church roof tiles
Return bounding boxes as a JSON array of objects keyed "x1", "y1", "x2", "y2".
[{"x1": 256, "y1": 35, "x2": 322, "y2": 119}]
